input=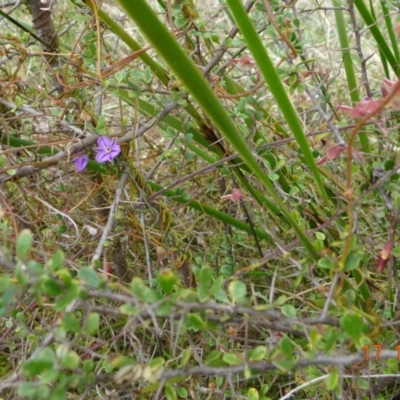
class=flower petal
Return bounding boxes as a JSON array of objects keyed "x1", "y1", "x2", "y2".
[
  {"x1": 95, "y1": 152, "x2": 111, "y2": 163},
  {"x1": 73, "y1": 154, "x2": 89, "y2": 172},
  {"x1": 97, "y1": 136, "x2": 112, "y2": 148},
  {"x1": 110, "y1": 147, "x2": 121, "y2": 158}
]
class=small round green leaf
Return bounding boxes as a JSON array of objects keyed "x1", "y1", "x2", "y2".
[
  {"x1": 22, "y1": 359, "x2": 54, "y2": 377},
  {"x1": 43, "y1": 278, "x2": 63, "y2": 296},
  {"x1": 17, "y1": 383, "x2": 42, "y2": 398},
  {"x1": 282, "y1": 304, "x2": 297, "y2": 317},
  {"x1": 344, "y1": 252, "x2": 361, "y2": 271},
  {"x1": 60, "y1": 350, "x2": 80, "y2": 369},
  {"x1": 185, "y1": 313, "x2": 205, "y2": 331},
  {"x1": 280, "y1": 336, "x2": 294, "y2": 359},
  {"x1": 85, "y1": 312, "x2": 100, "y2": 335},
  {"x1": 318, "y1": 257, "x2": 336, "y2": 270},
  {"x1": 62, "y1": 312, "x2": 81, "y2": 334},
  {"x1": 157, "y1": 268, "x2": 175, "y2": 295},
  {"x1": 326, "y1": 368, "x2": 339, "y2": 390},
  {"x1": 165, "y1": 382, "x2": 177, "y2": 400},
  {"x1": 248, "y1": 388, "x2": 259, "y2": 400},
  {"x1": 228, "y1": 280, "x2": 247, "y2": 303},
  {"x1": 249, "y1": 346, "x2": 267, "y2": 362},
  {"x1": 222, "y1": 352, "x2": 242, "y2": 365},
  {"x1": 177, "y1": 387, "x2": 188, "y2": 398},
  {"x1": 78, "y1": 267, "x2": 101, "y2": 288},
  {"x1": 340, "y1": 311, "x2": 364, "y2": 343},
  {"x1": 48, "y1": 250, "x2": 64, "y2": 272},
  {"x1": 16, "y1": 229, "x2": 34, "y2": 261},
  {"x1": 197, "y1": 265, "x2": 214, "y2": 302}
]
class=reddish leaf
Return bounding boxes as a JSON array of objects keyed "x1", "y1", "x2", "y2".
[
  {"x1": 221, "y1": 188, "x2": 253, "y2": 202},
  {"x1": 382, "y1": 79, "x2": 400, "y2": 109},
  {"x1": 381, "y1": 86, "x2": 390, "y2": 98},
  {"x1": 383, "y1": 78, "x2": 397, "y2": 89},
  {"x1": 351, "y1": 148, "x2": 365, "y2": 163},
  {"x1": 338, "y1": 98, "x2": 383, "y2": 118},
  {"x1": 232, "y1": 54, "x2": 254, "y2": 66},
  {"x1": 317, "y1": 145, "x2": 365, "y2": 165},
  {"x1": 317, "y1": 145, "x2": 345, "y2": 165},
  {"x1": 326, "y1": 145, "x2": 346, "y2": 159}
]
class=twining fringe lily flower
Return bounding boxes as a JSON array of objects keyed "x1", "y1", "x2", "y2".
[
  {"x1": 94, "y1": 136, "x2": 121, "y2": 163},
  {"x1": 72, "y1": 137, "x2": 122, "y2": 173},
  {"x1": 73, "y1": 154, "x2": 89, "y2": 172}
]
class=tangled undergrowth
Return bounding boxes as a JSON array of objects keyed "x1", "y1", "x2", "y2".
[{"x1": 1, "y1": 0, "x2": 400, "y2": 399}]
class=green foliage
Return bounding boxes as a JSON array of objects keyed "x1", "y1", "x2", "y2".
[
  {"x1": 16, "y1": 229, "x2": 34, "y2": 261},
  {"x1": 156, "y1": 268, "x2": 175, "y2": 295},
  {"x1": 77, "y1": 267, "x2": 101, "y2": 288},
  {"x1": 340, "y1": 311, "x2": 365, "y2": 345},
  {"x1": 1, "y1": 0, "x2": 400, "y2": 398}
]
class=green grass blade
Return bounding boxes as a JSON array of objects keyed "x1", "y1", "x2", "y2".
[
  {"x1": 379, "y1": 0, "x2": 400, "y2": 64},
  {"x1": 84, "y1": 3, "x2": 170, "y2": 86},
  {"x1": 148, "y1": 182, "x2": 271, "y2": 241},
  {"x1": 117, "y1": 0, "x2": 320, "y2": 260},
  {"x1": 225, "y1": 0, "x2": 329, "y2": 203},
  {"x1": 332, "y1": 2, "x2": 370, "y2": 152},
  {"x1": 354, "y1": 0, "x2": 400, "y2": 76}
]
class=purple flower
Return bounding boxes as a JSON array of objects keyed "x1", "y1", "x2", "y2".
[
  {"x1": 73, "y1": 154, "x2": 89, "y2": 172},
  {"x1": 94, "y1": 136, "x2": 121, "y2": 163}
]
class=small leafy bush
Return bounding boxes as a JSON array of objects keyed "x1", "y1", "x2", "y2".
[{"x1": 1, "y1": 0, "x2": 400, "y2": 399}]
